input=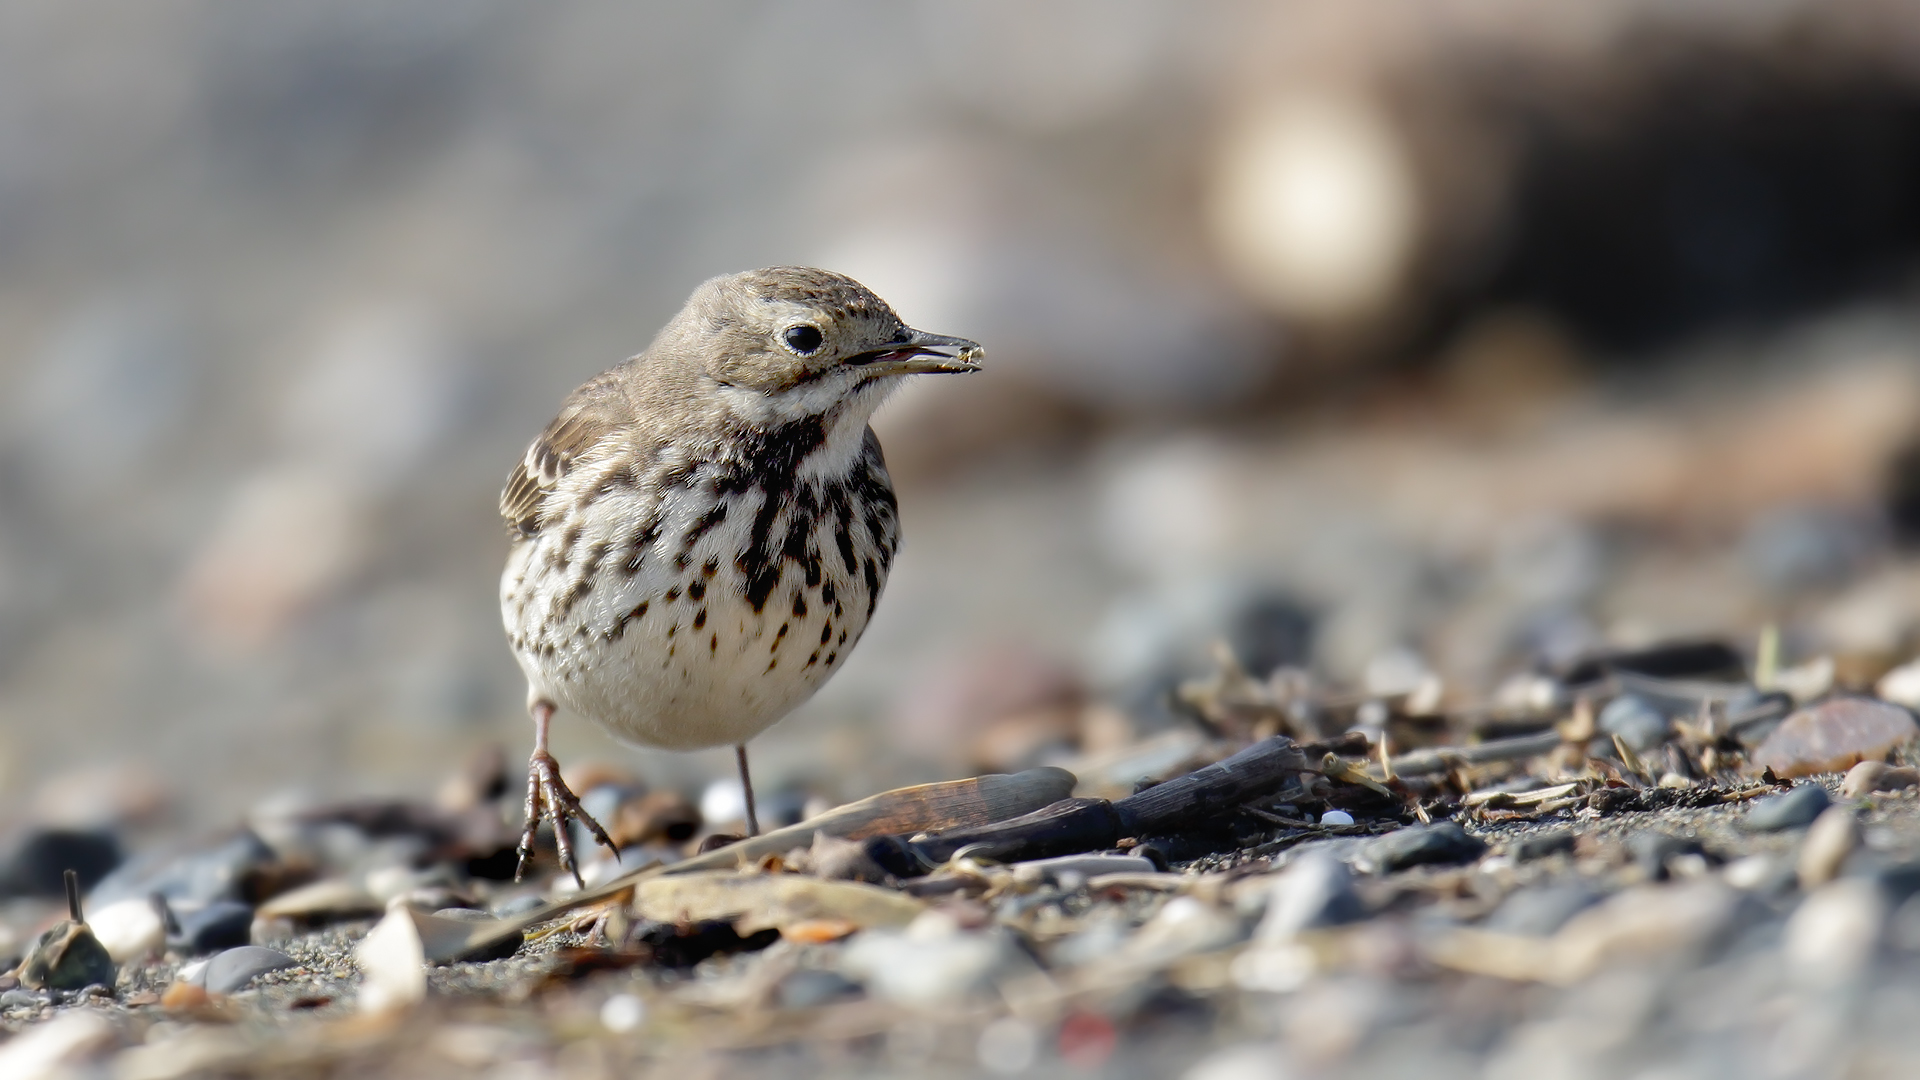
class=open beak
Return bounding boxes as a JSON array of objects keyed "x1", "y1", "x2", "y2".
[{"x1": 849, "y1": 328, "x2": 983, "y2": 376}]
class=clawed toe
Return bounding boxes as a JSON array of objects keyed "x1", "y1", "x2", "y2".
[{"x1": 515, "y1": 750, "x2": 618, "y2": 886}]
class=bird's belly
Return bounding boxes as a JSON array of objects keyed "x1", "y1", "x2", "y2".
[{"x1": 500, "y1": 483, "x2": 888, "y2": 751}]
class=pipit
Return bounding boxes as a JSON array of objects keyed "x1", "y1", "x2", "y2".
[{"x1": 500, "y1": 267, "x2": 982, "y2": 882}]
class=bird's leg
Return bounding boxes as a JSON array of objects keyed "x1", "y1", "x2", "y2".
[
  {"x1": 735, "y1": 743, "x2": 760, "y2": 837},
  {"x1": 515, "y1": 701, "x2": 618, "y2": 886}
]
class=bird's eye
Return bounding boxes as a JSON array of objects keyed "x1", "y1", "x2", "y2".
[{"x1": 783, "y1": 325, "x2": 823, "y2": 355}]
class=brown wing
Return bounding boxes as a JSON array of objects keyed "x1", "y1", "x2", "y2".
[{"x1": 501, "y1": 371, "x2": 633, "y2": 537}]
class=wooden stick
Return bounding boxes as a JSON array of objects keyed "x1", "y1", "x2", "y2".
[{"x1": 427, "y1": 766, "x2": 1076, "y2": 962}]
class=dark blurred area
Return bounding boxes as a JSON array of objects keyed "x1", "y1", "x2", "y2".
[{"x1": 3, "y1": 0, "x2": 1920, "y2": 831}]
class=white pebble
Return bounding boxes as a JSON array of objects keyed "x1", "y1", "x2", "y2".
[
  {"x1": 699, "y1": 779, "x2": 747, "y2": 827},
  {"x1": 600, "y1": 993, "x2": 646, "y2": 1033},
  {"x1": 976, "y1": 1017, "x2": 1039, "y2": 1074},
  {"x1": 86, "y1": 897, "x2": 163, "y2": 962},
  {"x1": 1786, "y1": 878, "x2": 1887, "y2": 984},
  {"x1": 1320, "y1": 810, "x2": 1354, "y2": 826}
]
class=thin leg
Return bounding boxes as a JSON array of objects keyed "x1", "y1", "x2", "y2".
[
  {"x1": 735, "y1": 743, "x2": 760, "y2": 837},
  {"x1": 515, "y1": 701, "x2": 618, "y2": 886}
]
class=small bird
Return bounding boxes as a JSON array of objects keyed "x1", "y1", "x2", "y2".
[{"x1": 499, "y1": 267, "x2": 981, "y2": 881}]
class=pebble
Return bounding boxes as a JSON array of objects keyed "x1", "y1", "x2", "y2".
[
  {"x1": 0, "y1": 988, "x2": 46, "y2": 1009},
  {"x1": 1841, "y1": 760, "x2": 1920, "y2": 797},
  {"x1": 1511, "y1": 830, "x2": 1576, "y2": 862},
  {"x1": 599, "y1": 992, "x2": 647, "y2": 1033},
  {"x1": 171, "y1": 900, "x2": 255, "y2": 954},
  {"x1": 1751, "y1": 698, "x2": 1919, "y2": 778},
  {"x1": 1123, "y1": 896, "x2": 1242, "y2": 965},
  {"x1": 1629, "y1": 832, "x2": 1707, "y2": 881},
  {"x1": 1255, "y1": 849, "x2": 1362, "y2": 942},
  {"x1": 88, "y1": 829, "x2": 276, "y2": 908},
  {"x1": 1357, "y1": 822, "x2": 1486, "y2": 874},
  {"x1": 1553, "y1": 881, "x2": 1739, "y2": 980},
  {"x1": 0, "y1": 1009, "x2": 114, "y2": 1079},
  {"x1": 202, "y1": 945, "x2": 296, "y2": 994},
  {"x1": 1599, "y1": 694, "x2": 1670, "y2": 753},
  {"x1": 87, "y1": 897, "x2": 164, "y2": 962},
  {"x1": 0, "y1": 828, "x2": 122, "y2": 897},
  {"x1": 1743, "y1": 783, "x2": 1832, "y2": 832},
  {"x1": 776, "y1": 968, "x2": 862, "y2": 1010},
  {"x1": 1876, "y1": 656, "x2": 1920, "y2": 710},
  {"x1": 1319, "y1": 810, "x2": 1354, "y2": 826},
  {"x1": 1786, "y1": 878, "x2": 1887, "y2": 984},
  {"x1": 1485, "y1": 883, "x2": 1603, "y2": 937},
  {"x1": 1797, "y1": 806, "x2": 1860, "y2": 889},
  {"x1": 841, "y1": 923, "x2": 1016, "y2": 1006}
]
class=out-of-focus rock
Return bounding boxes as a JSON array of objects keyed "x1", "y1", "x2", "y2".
[
  {"x1": 1598, "y1": 694, "x2": 1669, "y2": 753},
  {"x1": 1786, "y1": 878, "x2": 1887, "y2": 984},
  {"x1": 1010, "y1": 854, "x2": 1155, "y2": 888},
  {"x1": 1750, "y1": 698, "x2": 1918, "y2": 778},
  {"x1": 1553, "y1": 881, "x2": 1739, "y2": 981},
  {"x1": 1356, "y1": 823, "x2": 1486, "y2": 874},
  {"x1": 87, "y1": 830, "x2": 277, "y2": 909},
  {"x1": 1116, "y1": 896, "x2": 1243, "y2": 967},
  {"x1": 1841, "y1": 760, "x2": 1920, "y2": 797},
  {"x1": 1255, "y1": 849, "x2": 1362, "y2": 942},
  {"x1": 1485, "y1": 884, "x2": 1603, "y2": 937},
  {"x1": 1771, "y1": 656, "x2": 1836, "y2": 704},
  {"x1": 809, "y1": 833, "x2": 891, "y2": 884},
  {"x1": 1743, "y1": 784, "x2": 1832, "y2": 832},
  {"x1": 201, "y1": 945, "x2": 295, "y2": 994},
  {"x1": 0, "y1": 829, "x2": 122, "y2": 897},
  {"x1": 0, "y1": 1009, "x2": 116, "y2": 1080},
  {"x1": 87, "y1": 898, "x2": 164, "y2": 963},
  {"x1": 170, "y1": 900, "x2": 254, "y2": 955},
  {"x1": 1797, "y1": 807, "x2": 1860, "y2": 889},
  {"x1": 841, "y1": 911, "x2": 1020, "y2": 1006},
  {"x1": 609, "y1": 790, "x2": 701, "y2": 848},
  {"x1": 1878, "y1": 657, "x2": 1920, "y2": 710}
]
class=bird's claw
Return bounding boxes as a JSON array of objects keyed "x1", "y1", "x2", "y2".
[{"x1": 515, "y1": 749, "x2": 618, "y2": 886}]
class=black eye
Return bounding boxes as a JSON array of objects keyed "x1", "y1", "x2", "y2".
[{"x1": 783, "y1": 325, "x2": 823, "y2": 355}]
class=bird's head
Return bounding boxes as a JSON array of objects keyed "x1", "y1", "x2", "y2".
[{"x1": 654, "y1": 266, "x2": 981, "y2": 425}]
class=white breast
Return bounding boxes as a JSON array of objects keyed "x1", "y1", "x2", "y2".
[{"x1": 500, "y1": 457, "x2": 894, "y2": 751}]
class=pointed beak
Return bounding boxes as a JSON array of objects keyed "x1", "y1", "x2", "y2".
[{"x1": 849, "y1": 328, "x2": 983, "y2": 376}]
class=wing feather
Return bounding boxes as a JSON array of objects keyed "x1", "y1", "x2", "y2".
[{"x1": 501, "y1": 371, "x2": 633, "y2": 537}]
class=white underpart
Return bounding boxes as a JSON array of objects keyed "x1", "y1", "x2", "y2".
[{"x1": 500, "y1": 373, "x2": 903, "y2": 751}]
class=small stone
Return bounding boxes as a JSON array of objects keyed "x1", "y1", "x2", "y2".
[
  {"x1": 1122, "y1": 896, "x2": 1242, "y2": 964},
  {"x1": 1510, "y1": 831, "x2": 1576, "y2": 862},
  {"x1": 0, "y1": 988, "x2": 46, "y2": 1009},
  {"x1": 1319, "y1": 810, "x2": 1354, "y2": 826},
  {"x1": 841, "y1": 923, "x2": 1016, "y2": 1006},
  {"x1": 810, "y1": 832, "x2": 891, "y2": 884},
  {"x1": 1484, "y1": 883, "x2": 1602, "y2": 937},
  {"x1": 1553, "y1": 881, "x2": 1739, "y2": 979},
  {"x1": 1744, "y1": 783, "x2": 1832, "y2": 832},
  {"x1": 170, "y1": 900, "x2": 254, "y2": 954},
  {"x1": 16, "y1": 921, "x2": 115, "y2": 993},
  {"x1": 1751, "y1": 698, "x2": 1919, "y2": 778},
  {"x1": 202, "y1": 945, "x2": 295, "y2": 994},
  {"x1": 1255, "y1": 849, "x2": 1362, "y2": 942},
  {"x1": 1877, "y1": 657, "x2": 1920, "y2": 709},
  {"x1": 1841, "y1": 760, "x2": 1920, "y2": 797},
  {"x1": 776, "y1": 968, "x2": 862, "y2": 1009},
  {"x1": 599, "y1": 992, "x2": 646, "y2": 1033},
  {"x1": 0, "y1": 829, "x2": 122, "y2": 898},
  {"x1": 86, "y1": 897, "x2": 164, "y2": 962},
  {"x1": 1357, "y1": 822, "x2": 1486, "y2": 874},
  {"x1": 1786, "y1": 878, "x2": 1887, "y2": 984},
  {"x1": 1797, "y1": 806, "x2": 1860, "y2": 889},
  {"x1": 1599, "y1": 694, "x2": 1670, "y2": 753},
  {"x1": 88, "y1": 830, "x2": 277, "y2": 909},
  {"x1": 1630, "y1": 833, "x2": 1707, "y2": 881},
  {"x1": 0, "y1": 1009, "x2": 114, "y2": 1078}
]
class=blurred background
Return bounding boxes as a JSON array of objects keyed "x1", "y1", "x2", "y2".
[{"x1": 4, "y1": 0, "x2": 1920, "y2": 834}]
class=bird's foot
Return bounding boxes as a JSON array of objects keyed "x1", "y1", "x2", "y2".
[{"x1": 515, "y1": 748, "x2": 617, "y2": 886}]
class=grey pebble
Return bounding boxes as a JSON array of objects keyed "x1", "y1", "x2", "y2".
[
  {"x1": 0, "y1": 988, "x2": 47, "y2": 1009},
  {"x1": 777, "y1": 968, "x2": 862, "y2": 1010},
  {"x1": 202, "y1": 945, "x2": 296, "y2": 994},
  {"x1": 170, "y1": 900, "x2": 254, "y2": 955},
  {"x1": 1600, "y1": 694, "x2": 1671, "y2": 753},
  {"x1": 1359, "y1": 822, "x2": 1487, "y2": 874},
  {"x1": 89, "y1": 829, "x2": 277, "y2": 908},
  {"x1": 1744, "y1": 783, "x2": 1831, "y2": 832},
  {"x1": 1511, "y1": 830, "x2": 1576, "y2": 862},
  {"x1": 1485, "y1": 883, "x2": 1603, "y2": 936}
]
